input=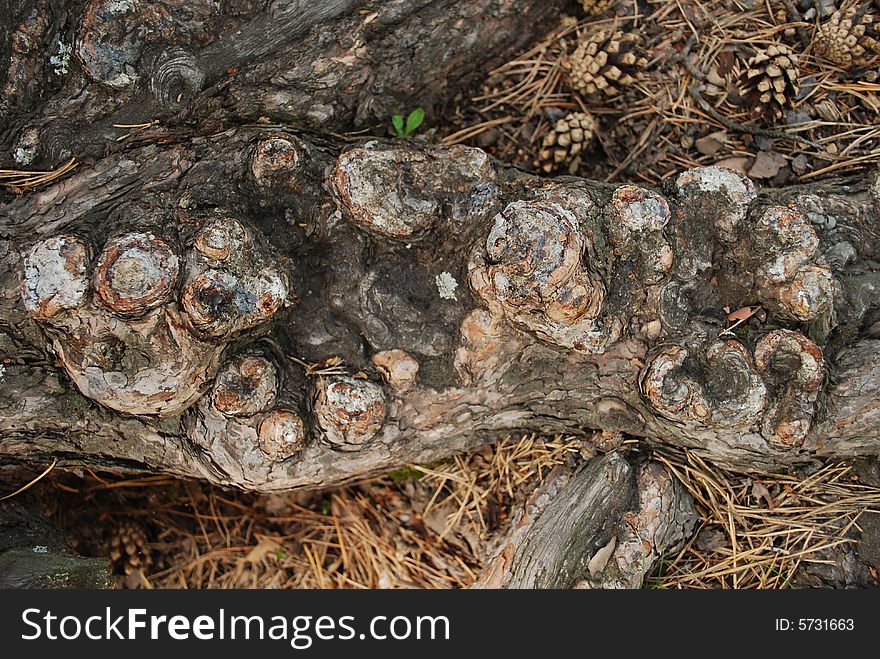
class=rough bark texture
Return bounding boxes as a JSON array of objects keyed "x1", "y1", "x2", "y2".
[
  {"x1": 1, "y1": 0, "x2": 567, "y2": 161},
  {"x1": 475, "y1": 453, "x2": 630, "y2": 589},
  {"x1": 575, "y1": 458, "x2": 698, "y2": 589},
  {"x1": 473, "y1": 453, "x2": 697, "y2": 589},
  {"x1": 2, "y1": 1, "x2": 880, "y2": 493}
]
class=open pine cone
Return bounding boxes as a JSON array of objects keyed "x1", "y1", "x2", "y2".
[
  {"x1": 739, "y1": 44, "x2": 800, "y2": 122},
  {"x1": 535, "y1": 111, "x2": 597, "y2": 174},
  {"x1": 565, "y1": 29, "x2": 647, "y2": 97},
  {"x1": 813, "y1": 4, "x2": 880, "y2": 67},
  {"x1": 579, "y1": 0, "x2": 617, "y2": 15},
  {"x1": 107, "y1": 518, "x2": 152, "y2": 585}
]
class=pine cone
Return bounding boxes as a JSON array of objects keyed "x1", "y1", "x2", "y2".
[
  {"x1": 106, "y1": 518, "x2": 152, "y2": 579},
  {"x1": 813, "y1": 4, "x2": 880, "y2": 67},
  {"x1": 739, "y1": 44, "x2": 800, "y2": 121},
  {"x1": 565, "y1": 29, "x2": 647, "y2": 98},
  {"x1": 535, "y1": 112, "x2": 597, "y2": 174},
  {"x1": 579, "y1": 0, "x2": 617, "y2": 15}
]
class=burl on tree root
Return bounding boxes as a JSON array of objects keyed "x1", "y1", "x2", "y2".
[{"x1": 3, "y1": 129, "x2": 880, "y2": 491}]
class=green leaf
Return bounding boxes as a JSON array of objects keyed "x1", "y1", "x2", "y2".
[
  {"x1": 391, "y1": 114, "x2": 405, "y2": 137},
  {"x1": 405, "y1": 107, "x2": 425, "y2": 136}
]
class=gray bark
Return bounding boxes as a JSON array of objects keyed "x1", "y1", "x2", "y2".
[
  {"x1": 2, "y1": 0, "x2": 880, "y2": 494},
  {"x1": 2, "y1": 0, "x2": 566, "y2": 160},
  {"x1": 474, "y1": 453, "x2": 698, "y2": 589}
]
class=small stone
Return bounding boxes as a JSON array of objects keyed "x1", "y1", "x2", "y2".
[{"x1": 791, "y1": 154, "x2": 810, "y2": 175}]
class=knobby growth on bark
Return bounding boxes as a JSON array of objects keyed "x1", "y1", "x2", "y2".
[{"x1": 2, "y1": 0, "x2": 880, "y2": 503}]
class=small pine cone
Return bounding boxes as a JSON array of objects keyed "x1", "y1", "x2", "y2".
[
  {"x1": 579, "y1": 0, "x2": 617, "y2": 15},
  {"x1": 565, "y1": 29, "x2": 648, "y2": 98},
  {"x1": 106, "y1": 519, "x2": 152, "y2": 577},
  {"x1": 740, "y1": 44, "x2": 800, "y2": 121},
  {"x1": 535, "y1": 112, "x2": 596, "y2": 174},
  {"x1": 813, "y1": 4, "x2": 880, "y2": 67}
]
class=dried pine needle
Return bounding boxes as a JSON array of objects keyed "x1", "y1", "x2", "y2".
[{"x1": 0, "y1": 158, "x2": 78, "y2": 194}]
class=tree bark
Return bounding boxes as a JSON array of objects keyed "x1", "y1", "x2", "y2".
[
  {"x1": 473, "y1": 453, "x2": 697, "y2": 589},
  {"x1": 3, "y1": 1, "x2": 880, "y2": 493},
  {"x1": 2, "y1": 0, "x2": 566, "y2": 160}
]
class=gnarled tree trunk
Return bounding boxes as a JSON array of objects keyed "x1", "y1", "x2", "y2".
[{"x1": 3, "y1": 0, "x2": 880, "y2": 495}]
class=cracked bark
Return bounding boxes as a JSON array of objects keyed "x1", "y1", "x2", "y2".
[
  {"x1": 2, "y1": 0, "x2": 567, "y2": 160},
  {"x1": 473, "y1": 453, "x2": 697, "y2": 589},
  {"x1": 2, "y1": 0, "x2": 880, "y2": 498}
]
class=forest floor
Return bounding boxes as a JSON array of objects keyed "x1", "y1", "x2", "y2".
[
  {"x1": 27, "y1": 435, "x2": 880, "y2": 589},
  {"x1": 435, "y1": 0, "x2": 880, "y2": 186}
]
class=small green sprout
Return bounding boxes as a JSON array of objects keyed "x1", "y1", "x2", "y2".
[{"x1": 391, "y1": 107, "x2": 425, "y2": 138}]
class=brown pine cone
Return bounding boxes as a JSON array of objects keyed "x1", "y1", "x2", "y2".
[
  {"x1": 739, "y1": 44, "x2": 800, "y2": 121},
  {"x1": 565, "y1": 29, "x2": 648, "y2": 98},
  {"x1": 106, "y1": 518, "x2": 152, "y2": 579},
  {"x1": 579, "y1": 0, "x2": 617, "y2": 15},
  {"x1": 813, "y1": 4, "x2": 880, "y2": 67},
  {"x1": 535, "y1": 112, "x2": 597, "y2": 174}
]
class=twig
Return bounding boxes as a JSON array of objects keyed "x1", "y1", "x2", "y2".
[{"x1": 0, "y1": 158, "x2": 79, "y2": 193}]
